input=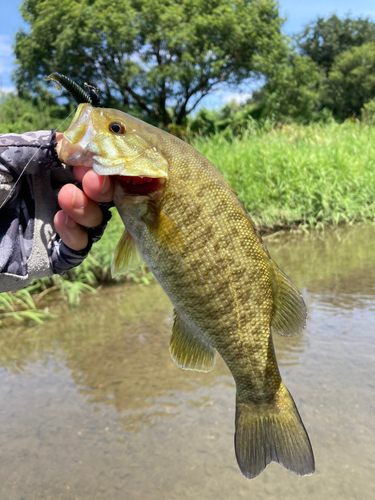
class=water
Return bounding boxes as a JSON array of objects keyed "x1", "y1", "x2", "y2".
[{"x1": 0, "y1": 224, "x2": 374, "y2": 499}]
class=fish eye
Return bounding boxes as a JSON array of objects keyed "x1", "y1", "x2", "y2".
[{"x1": 109, "y1": 122, "x2": 126, "y2": 134}]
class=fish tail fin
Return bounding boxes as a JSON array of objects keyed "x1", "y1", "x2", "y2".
[{"x1": 235, "y1": 383, "x2": 314, "y2": 479}]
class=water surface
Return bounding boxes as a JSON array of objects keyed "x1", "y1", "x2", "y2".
[{"x1": 0, "y1": 224, "x2": 374, "y2": 499}]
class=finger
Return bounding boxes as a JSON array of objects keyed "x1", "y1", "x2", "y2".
[
  {"x1": 54, "y1": 210, "x2": 89, "y2": 251},
  {"x1": 81, "y1": 169, "x2": 114, "y2": 203},
  {"x1": 73, "y1": 167, "x2": 114, "y2": 202},
  {"x1": 73, "y1": 166, "x2": 91, "y2": 183},
  {"x1": 58, "y1": 184, "x2": 104, "y2": 228}
]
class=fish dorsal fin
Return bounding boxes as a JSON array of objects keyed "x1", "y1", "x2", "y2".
[
  {"x1": 111, "y1": 229, "x2": 143, "y2": 277},
  {"x1": 170, "y1": 310, "x2": 216, "y2": 372},
  {"x1": 270, "y1": 264, "x2": 307, "y2": 337}
]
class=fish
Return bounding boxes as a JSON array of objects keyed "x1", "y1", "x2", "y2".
[{"x1": 60, "y1": 103, "x2": 315, "y2": 479}]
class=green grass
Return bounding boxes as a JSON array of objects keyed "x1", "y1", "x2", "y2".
[
  {"x1": 192, "y1": 120, "x2": 375, "y2": 230},
  {"x1": 2, "y1": 120, "x2": 375, "y2": 324}
]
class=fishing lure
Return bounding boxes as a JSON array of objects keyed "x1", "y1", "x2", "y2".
[
  {"x1": 83, "y1": 82, "x2": 101, "y2": 107},
  {"x1": 44, "y1": 72, "x2": 101, "y2": 107}
]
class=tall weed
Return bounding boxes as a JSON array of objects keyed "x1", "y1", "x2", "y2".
[{"x1": 193, "y1": 121, "x2": 375, "y2": 230}]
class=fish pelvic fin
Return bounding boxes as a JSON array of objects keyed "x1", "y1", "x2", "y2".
[
  {"x1": 271, "y1": 263, "x2": 307, "y2": 337},
  {"x1": 111, "y1": 229, "x2": 143, "y2": 278},
  {"x1": 235, "y1": 383, "x2": 315, "y2": 479},
  {"x1": 169, "y1": 310, "x2": 216, "y2": 373}
]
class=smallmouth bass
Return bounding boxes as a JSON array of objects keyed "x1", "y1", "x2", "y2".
[{"x1": 60, "y1": 104, "x2": 315, "y2": 479}]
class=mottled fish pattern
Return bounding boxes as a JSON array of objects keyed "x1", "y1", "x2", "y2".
[{"x1": 61, "y1": 104, "x2": 315, "y2": 479}]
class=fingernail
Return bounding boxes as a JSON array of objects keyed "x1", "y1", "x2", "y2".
[
  {"x1": 100, "y1": 176, "x2": 112, "y2": 194},
  {"x1": 72, "y1": 186, "x2": 89, "y2": 209}
]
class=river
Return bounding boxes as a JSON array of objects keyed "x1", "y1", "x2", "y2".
[{"x1": 0, "y1": 224, "x2": 374, "y2": 499}]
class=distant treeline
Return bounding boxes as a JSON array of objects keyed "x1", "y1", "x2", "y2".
[
  {"x1": 188, "y1": 14, "x2": 375, "y2": 133},
  {"x1": 4, "y1": 0, "x2": 375, "y2": 131},
  {"x1": 251, "y1": 14, "x2": 375, "y2": 124}
]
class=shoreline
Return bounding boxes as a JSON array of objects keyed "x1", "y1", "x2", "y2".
[{"x1": 1, "y1": 219, "x2": 374, "y2": 327}]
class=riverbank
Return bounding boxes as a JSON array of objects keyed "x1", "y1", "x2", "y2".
[
  {"x1": 1, "y1": 121, "x2": 375, "y2": 323},
  {"x1": 193, "y1": 120, "x2": 375, "y2": 231}
]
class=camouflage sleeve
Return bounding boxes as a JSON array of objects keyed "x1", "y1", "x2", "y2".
[
  {"x1": 0, "y1": 130, "x2": 111, "y2": 292},
  {"x1": 49, "y1": 202, "x2": 112, "y2": 276},
  {"x1": 0, "y1": 130, "x2": 61, "y2": 208}
]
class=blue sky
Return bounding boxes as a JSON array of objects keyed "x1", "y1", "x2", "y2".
[{"x1": 1, "y1": 1, "x2": 375, "y2": 106}]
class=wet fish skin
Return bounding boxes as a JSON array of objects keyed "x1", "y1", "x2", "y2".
[
  {"x1": 59, "y1": 103, "x2": 169, "y2": 178},
  {"x1": 61, "y1": 104, "x2": 315, "y2": 479}
]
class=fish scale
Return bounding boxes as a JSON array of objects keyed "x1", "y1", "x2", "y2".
[{"x1": 60, "y1": 103, "x2": 315, "y2": 479}]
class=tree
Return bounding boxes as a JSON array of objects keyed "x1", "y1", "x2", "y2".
[
  {"x1": 250, "y1": 52, "x2": 323, "y2": 124},
  {"x1": 323, "y1": 42, "x2": 375, "y2": 120},
  {"x1": 297, "y1": 14, "x2": 375, "y2": 75},
  {"x1": 14, "y1": 0, "x2": 286, "y2": 127}
]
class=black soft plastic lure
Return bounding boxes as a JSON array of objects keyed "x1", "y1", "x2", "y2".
[{"x1": 44, "y1": 72, "x2": 101, "y2": 107}]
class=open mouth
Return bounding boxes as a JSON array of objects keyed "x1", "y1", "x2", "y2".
[{"x1": 115, "y1": 175, "x2": 162, "y2": 195}]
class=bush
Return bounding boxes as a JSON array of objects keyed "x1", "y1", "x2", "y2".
[
  {"x1": 0, "y1": 92, "x2": 72, "y2": 134},
  {"x1": 361, "y1": 98, "x2": 375, "y2": 125}
]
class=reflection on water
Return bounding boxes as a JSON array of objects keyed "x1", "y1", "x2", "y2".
[
  {"x1": 0, "y1": 224, "x2": 374, "y2": 499},
  {"x1": 267, "y1": 223, "x2": 375, "y2": 303}
]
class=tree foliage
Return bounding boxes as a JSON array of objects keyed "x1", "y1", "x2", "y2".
[
  {"x1": 297, "y1": 14, "x2": 375, "y2": 75},
  {"x1": 323, "y1": 42, "x2": 375, "y2": 120},
  {"x1": 14, "y1": 0, "x2": 285, "y2": 126},
  {"x1": 253, "y1": 52, "x2": 323, "y2": 123},
  {"x1": 0, "y1": 91, "x2": 71, "y2": 134},
  {"x1": 253, "y1": 14, "x2": 375, "y2": 124}
]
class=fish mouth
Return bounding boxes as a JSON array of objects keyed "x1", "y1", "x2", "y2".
[
  {"x1": 115, "y1": 175, "x2": 164, "y2": 196},
  {"x1": 92, "y1": 151, "x2": 169, "y2": 179}
]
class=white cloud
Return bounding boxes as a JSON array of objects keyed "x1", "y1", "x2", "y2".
[
  {"x1": 193, "y1": 89, "x2": 256, "y2": 113},
  {"x1": 0, "y1": 86, "x2": 16, "y2": 94},
  {"x1": 223, "y1": 93, "x2": 253, "y2": 105}
]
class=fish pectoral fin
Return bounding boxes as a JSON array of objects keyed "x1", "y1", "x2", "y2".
[
  {"x1": 111, "y1": 229, "x2": 143, "y2": 277},
  {"x1": 271, "y1": 264, "x2": 307, "y2": 337},
  {"x1": 169, "y1": 311, "x2": 216, "y2": 373}
]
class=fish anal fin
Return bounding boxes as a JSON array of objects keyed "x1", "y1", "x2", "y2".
[
  {"x1": 111, "y1": 229, "x2": 142, "y2": 278},
  {"x1": 169, "y1": 311, "x2": 216, "y2": 373},
  {"x1": 271, "y1": 264, "x2": 307, "y2": 337}
]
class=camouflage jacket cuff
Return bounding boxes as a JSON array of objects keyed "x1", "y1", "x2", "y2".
[{"x1": 49, "y1": 203, "x2": 112, "y2": 275}]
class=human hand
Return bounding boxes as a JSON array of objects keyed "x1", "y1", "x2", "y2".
[
  {"x1": 54, "y1": 133, "x2": 114, "y2": 251},
  {"x1": 54, "y1": 167, "x2": 114, "y2": 251}
]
